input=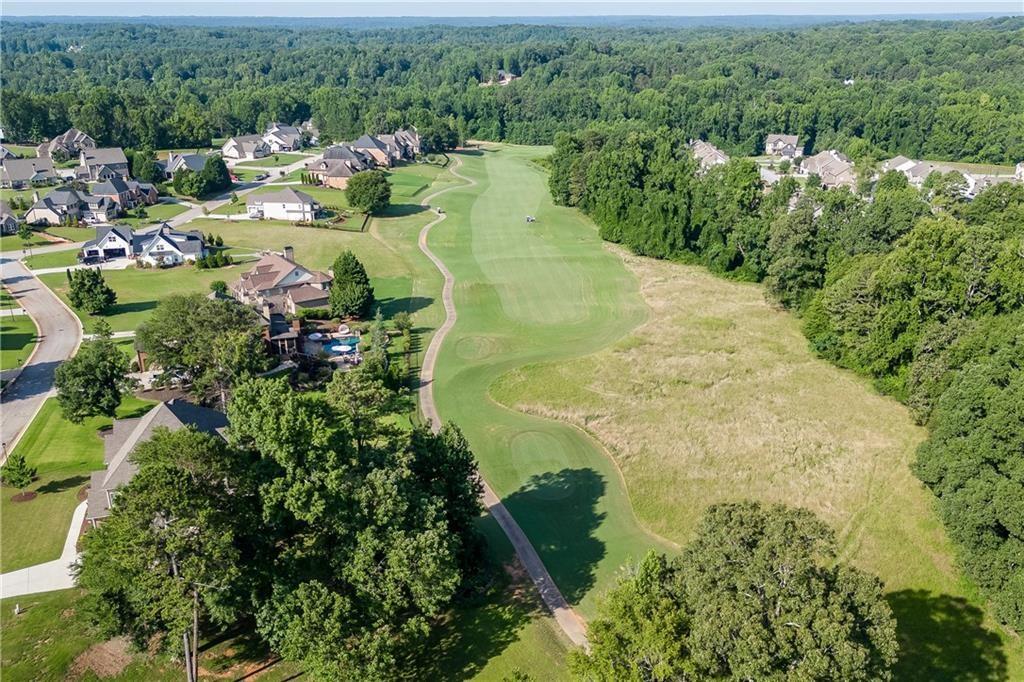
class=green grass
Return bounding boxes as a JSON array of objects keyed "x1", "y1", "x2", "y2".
[
  {"x1": 0, "y1": 589, "x2": 304, "y2": 681},
  {"x1": 270, "y1": 167, "x2": 306, "y2": 183},
  {"x1": 421, "y1": 145, "x2": 1024, "y2": 679},
  {"x1": 0, "y1": 313, "x2": 38, "y2": 370},
  {"x1": 426, "y1": 147, "x2": 668, "y2": 623},
  {"x1": 230, "y1": 167, "x2": 264, "y2": 182},
  {"x1": 232, "y1": 152, "x2": 307, "y2": 168},
  {"x1": 0, "y1": 232, "x2": 49, "y2": 252},
  {"x1": 39, "y1": 265, "x2": 249, "y2": 333},
  {"x1": 116, "y1": 201, "x2": 190, "y2": 227},
  {"x1": 1, "y1": 287, "x2": 20, "y2": 308},
  {"x1": 0, "y1": 397, "x2": 153, "y2": 572},
  {"x1": 2, "y1": 143, "x2": 39, "y2": 157},
  {"x1": 24, "y1": 248, "x2": 79, "y2": 270},
  {"x1": 0, "y1": 184, "x2": 54, "y2": 206}
]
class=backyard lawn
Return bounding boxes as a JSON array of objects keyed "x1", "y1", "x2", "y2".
[
  {"x1": 0, "y1": 396, "x2": 153, "y2": 573},
  {"x1": 0, "y1": 313, "x2": 38, "y2": 370}
]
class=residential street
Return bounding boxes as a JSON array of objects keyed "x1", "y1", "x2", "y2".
[{"x1": 0, "y1": 258, "x2": 82, "y2": 457}]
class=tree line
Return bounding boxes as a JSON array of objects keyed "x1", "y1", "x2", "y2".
[
  {"x1": 2, "y1": 18, "x2": 1023, "y2": 162},
  {"x1": 549, "y1": 124, "x2": 1024, "y2": 640}
]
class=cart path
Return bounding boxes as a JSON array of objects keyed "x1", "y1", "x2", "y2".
[{"x1": 416, "y1": 154, "x2": 589, "y2": 648}]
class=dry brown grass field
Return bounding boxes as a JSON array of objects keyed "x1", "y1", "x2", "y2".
[{"x1": 490, "y1": 246, "x2": 1022, "y2": 679}]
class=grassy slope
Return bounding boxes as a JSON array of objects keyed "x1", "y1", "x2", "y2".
[
  {"x1": 0, "y1": 313, "x2": 38, "y2": 370},
  {"x1": 0, "y1": 397, "x2": 154, "y2": 572},
  {"x1": 116, "y1": 201, "x2": 190, "y2": 227},
  {"x1": 428, "y1": 146, "x2": 671, "y2": 623},
  {"x1": 0, "y1": 589, "x2": 303, "y2": 682},
  {"x1": 487, "y1": 234, "x2": 1023, "y2": 675},
  {"x1": 232, "y1": 152, "x2": 308, "y2": 167}
]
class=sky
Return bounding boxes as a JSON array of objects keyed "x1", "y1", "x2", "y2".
[{"x1": 3, "y1": 1, "x2": 1022, "y2": 17}]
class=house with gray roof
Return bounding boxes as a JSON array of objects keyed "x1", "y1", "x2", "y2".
[
  {"x1": 77, "y1": 147, "x2": 130, "y2": 181},
  {"x1": 765, "y1": 134, "x2": 801, "y2": 159},
  {"x1": 81, "y1": 223, "x2": 207, "y2": 266},
  {"x1": 0, "y1": 201, "x2": 20, "y2": 235},
  {"x1": 263, "y1": 123, "x2": 303, "y2": 153},
  {"x1": 246, "y1": 188, "x2": 318, "y2": 221},
  {"x1": 349, "y1": 134, "x2": 394, "y2": 167},
  {"x1": 0, "y1": 157, "x2": 58, "y2": 189},
  {"x1": 0, "y1": 145, "x2": 16, "y2": 160},
  {"x1": 221, "y1": 134, "x2": 271, "y2": 161},
  {"x1": 93, "y1": 177, "x2": 158, "y2": 209},
  {"x1": 162, "y1": 152, "x2": 210, "y2": 179},
  {"x1": 24, "y1": 187, "x2": 119, "y2": 225},
  {"x1": 36, "y1": 128, "x2": 96, "y2": 160},
  {"x1": 322, "y1": 144, "x2": 375, "y2": 170},
  {"x1": 85, "y1": 400, "x2": 228, "y2": 526}
]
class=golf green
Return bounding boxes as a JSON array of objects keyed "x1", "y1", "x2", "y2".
[{"x1": 428, "y1": 146, "x2": 673, "y2": 619}]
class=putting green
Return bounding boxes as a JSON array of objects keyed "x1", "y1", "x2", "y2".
[{"x1": 428, "y1": 146, "x2": 673, "y2": 618}]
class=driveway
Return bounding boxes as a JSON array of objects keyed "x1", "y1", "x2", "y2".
[{"x1": 0, "y1": 257, "x2": 82, "y2": 457}]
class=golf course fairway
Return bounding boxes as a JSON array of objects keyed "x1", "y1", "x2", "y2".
[{"x1": 426, "y1": 145, "x2": 672, "y2": 619}]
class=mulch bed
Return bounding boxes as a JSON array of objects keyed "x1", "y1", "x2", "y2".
[
  {"x1": 10, "y1": 491, "x2": 37, "y2": 502},
  {"x1": 78, "y1": 485, "x2": 90, "y2": 502}
]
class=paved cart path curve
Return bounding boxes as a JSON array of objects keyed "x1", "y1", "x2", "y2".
[{"x1": 416, "y1": 153, "x2": 589, "y2": 648}]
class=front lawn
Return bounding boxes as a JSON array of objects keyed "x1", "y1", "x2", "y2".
[
  {"x1": 270, "y1": 168, "x2": 305, "y2": 183},
  {"x1": 0, "y1": 232, "x2": 50, "y2": 252},
  {"x1": 0, "y1": 313, "x2": 38, "y2": 370},
  {"x1": 0, "y1": 397, "x2": 153, "y2": 573},
  {"x1": 232, "y1": 152, "x2": 307, "y2": 167},
  {"x1": 24, "y1": 248, "x2": 79, "y2": 270}
]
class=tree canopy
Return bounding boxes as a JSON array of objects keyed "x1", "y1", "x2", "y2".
[
  {"x1": 345, "y1": 170, "x2": 392, "y2": 215},
  {"x1": 55, "y1": 332, "x2": 135, "y2": 423},
  {"x1": 77, "y1": 370, "x2": 484, "y2": 679},
  {"x1": 572, "y1": 503, "x2": 898, "y2": 681}
]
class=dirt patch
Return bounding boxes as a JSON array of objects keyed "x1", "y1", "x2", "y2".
[
  {"x1": 10, "y1": 491, "x2": 37, "y2": 502},
  {"x1": 67, "y1": 637, "x2": 132, "y2": 680},
  {"x1": 77, "y1": 485, "x2": 89, "y2": 502}
]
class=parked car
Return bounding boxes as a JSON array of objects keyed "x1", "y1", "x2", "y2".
[{"x1": 255, "y1": 173, "x2": 268, "y2": 181}]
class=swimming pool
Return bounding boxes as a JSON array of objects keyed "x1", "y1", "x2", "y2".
[{"x1": 325, "y1": 336, "x2": 361, "y2": 354}]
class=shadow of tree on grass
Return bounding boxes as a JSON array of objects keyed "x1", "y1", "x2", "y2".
[
  {"x1": 888, "y1": 589, "x2": 1008, "y2": 681},
  {"x1": 502, "y1": 467, "x2": 607, "y2": 605}
]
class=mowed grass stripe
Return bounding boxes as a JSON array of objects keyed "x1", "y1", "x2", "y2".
[{"x1": 430, "y1": 146, "x2": 665, "y2": 619}]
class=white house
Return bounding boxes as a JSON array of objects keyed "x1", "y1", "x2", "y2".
[
  {"x1": 81, "y1": 224, "x2": 207, "y2": 266},
  {"x1": 246, "y1": 188, "x2": 317, "y2": 221},
  {"x1": 221, "y1": 135, "x2": 271, "y2": 161},
  {"x1": 263, "y1": 123, "x2": 303, "y2": 153}
]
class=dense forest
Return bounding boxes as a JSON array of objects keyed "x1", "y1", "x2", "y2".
[
  {"x1": 2, "y1": 18, "x2": 1024, "y2": 162},
  {"x1": 548, "y1": 125, "x2": 1024, "y2": 635}
]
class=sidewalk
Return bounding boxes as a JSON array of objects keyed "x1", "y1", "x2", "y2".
[{"x1": 0, "y1": 501, "x2": 85, "y2": 598}]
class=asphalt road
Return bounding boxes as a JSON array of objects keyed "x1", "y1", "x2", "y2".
[{"x1": 0, "y1": 258, "x2": 82, "y2": 457}]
